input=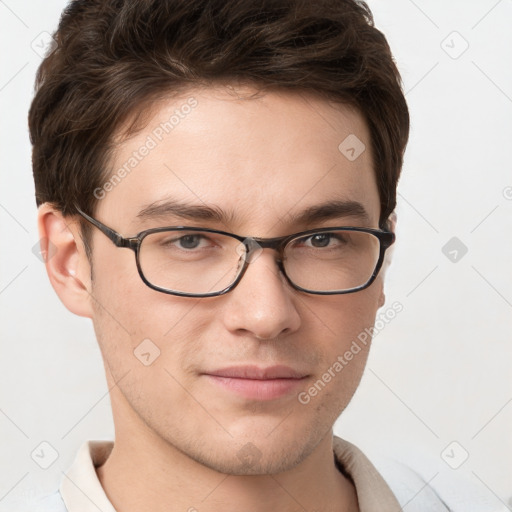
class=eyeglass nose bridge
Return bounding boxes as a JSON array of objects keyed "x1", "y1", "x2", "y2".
[
  {"x1": 237, "y1": 235, "x2": 291, "y2": 264},
  {"x1": 231, "y1": 236, "x2": 292, "y2": 297}
]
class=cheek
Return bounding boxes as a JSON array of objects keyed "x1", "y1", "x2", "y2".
[
  {"x1": 306, "y1": 278, "x2": 382, "y2": 343},
  {"x1": 89, "y1": 251, "x2": 212, "y2": 377},
  {"x1": 301, "y1": 281, "x2": 382, "y2": 387},
  {"x1": 91, "y1": 242, "x2": 185, "y2": 335}
]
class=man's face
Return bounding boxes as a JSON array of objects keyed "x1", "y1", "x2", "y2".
[{"x1": 87, "y1": 84, "x2": 383, "y2": 474}]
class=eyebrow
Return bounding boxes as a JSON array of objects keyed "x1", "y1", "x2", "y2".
[
  {"x1": 289, "y1": 199, "x2": 371, "y2": 225},
  {"x1": 136, "y1": 198, "x2": 371, "y2": 226},
  {"x1": 137, "y1": 199, "x2": 232, "y2": 223}
]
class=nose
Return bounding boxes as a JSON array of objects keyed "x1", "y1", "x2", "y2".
[{"x1": 221, "y1": 249, "x2": 301, "y2": 340}]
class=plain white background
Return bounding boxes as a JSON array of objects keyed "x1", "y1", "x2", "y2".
[{"x1": 1, "y1": 0, "x2": 511, "y2": 509}]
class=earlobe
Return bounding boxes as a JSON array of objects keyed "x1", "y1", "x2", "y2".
[
  {"x1": 378, "y1": 290, "x2": 386, "y2": 308},
  {"x1": 37, "y1": 204, "x2": 94, "y2": 318}
]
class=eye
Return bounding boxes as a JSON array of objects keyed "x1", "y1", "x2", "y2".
[
  {"x1": 296, "y1": 232, "x2": 347, "y2": 249},
  {"x1": 176, "y1": 234, "x2": 203, "y2": 249},
  {"x1": 308, "y1": 233, "x2": 332, "y2": 248},
  {"x1": 157, "y1": 233, "x2": 214, "y2": 251}
]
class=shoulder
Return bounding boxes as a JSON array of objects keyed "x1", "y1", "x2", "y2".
[
  {"x1": 33, "y1": 489, "x2": 68, "y2": 512},
  {"x1": 333, "y1": 436, "x2": 507, "y2": 512},
  {"x1": 370, "y1": 451, "x2": 508, "y2": 512}
]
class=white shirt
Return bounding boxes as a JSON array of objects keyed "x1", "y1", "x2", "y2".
[{"x1": 34, "y1": 436, "x2": 507, "y2": 511}]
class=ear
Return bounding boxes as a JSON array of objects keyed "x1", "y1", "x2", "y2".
[
  {"x1": 378, "y1": 211, "x2": 397, "y2": 308},
  {"x1": 37, "y1": 204, "x2": 94, "y2": 318}
]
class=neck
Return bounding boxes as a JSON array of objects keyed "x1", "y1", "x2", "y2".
[
  {"x1": 95, "y1": 367, "x2": 359, "y2": 512},
  {"x1": 96, "y1": 422, "x2": 358, "y2": 512}
]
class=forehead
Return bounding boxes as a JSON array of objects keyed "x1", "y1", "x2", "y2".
[{"x1": 100, "y1": 84, "x2": 380, "y2": 233}]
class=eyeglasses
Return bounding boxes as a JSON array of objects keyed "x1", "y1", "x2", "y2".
[{"x1": 75, "y1": 206, "x2": 395, "y2": 297}]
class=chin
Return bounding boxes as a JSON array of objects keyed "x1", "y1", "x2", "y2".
[
  {"x1": 186, "y1": 419, "x2": 324, "y2": 475},
  {"x1": 189, "y1": 438, "x2": 312, "y2": 476}
]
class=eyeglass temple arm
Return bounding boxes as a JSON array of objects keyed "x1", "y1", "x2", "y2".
[{"x1": 74, "y1": 206, "x2": 136, "y2": 249}]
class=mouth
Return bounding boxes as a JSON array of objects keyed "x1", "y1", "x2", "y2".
[{"x1": 202, "y1": 365, "x2": 309, "y2": 401}]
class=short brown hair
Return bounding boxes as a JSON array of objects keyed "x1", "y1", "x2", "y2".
[{"x1": 29, "y1": 0, "x2": 409, "y2": 232}]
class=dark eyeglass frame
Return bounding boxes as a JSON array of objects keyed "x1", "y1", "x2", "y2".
[{"x1": 75, "y1": 206, "x2": 395, "y2": 297}]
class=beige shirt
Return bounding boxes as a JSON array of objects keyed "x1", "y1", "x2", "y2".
[{"x1": 56, "y1": 436, "x2": 402, "y2": 512}]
